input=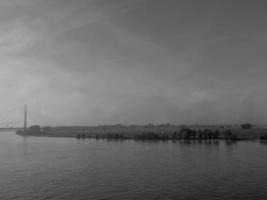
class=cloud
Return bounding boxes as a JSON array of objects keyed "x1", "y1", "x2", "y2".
[
  {"x1": 0, "y1": 0, "x2": 267, "y2": 126},
  {"x1": 0, "y1": 20, "x2": 41, "y2": 55}
]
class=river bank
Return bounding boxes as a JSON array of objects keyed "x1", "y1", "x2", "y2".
[{"x1": 16, "y1": 125, "x2": 267, "y2": 141}]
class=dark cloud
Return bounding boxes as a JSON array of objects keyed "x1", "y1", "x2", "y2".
[{"x1": 0, "y1": 0, "x2": 267, "y2": 126}]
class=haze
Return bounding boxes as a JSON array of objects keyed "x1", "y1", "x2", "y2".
[{"x1": 1, "y1": 0, "x2": 267, "y2": 126}]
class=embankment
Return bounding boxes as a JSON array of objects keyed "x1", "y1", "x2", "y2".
[{"x1": 17, "y1": 125, "x2": 267, "y2": 140}]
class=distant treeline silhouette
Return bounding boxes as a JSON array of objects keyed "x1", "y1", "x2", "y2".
[{"x1": 76, "y1": 128, "x2": 239, "y2": 140}]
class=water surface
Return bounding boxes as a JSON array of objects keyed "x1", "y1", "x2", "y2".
[{"x1": 0, "y1": 132, "x2": 267, "y2": 200}]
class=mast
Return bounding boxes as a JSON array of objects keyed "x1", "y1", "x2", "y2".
[{"x1": 24, "y1": 104, "x2": 27, "y2": 132}]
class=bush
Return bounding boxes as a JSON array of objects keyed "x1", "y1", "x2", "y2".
[
  {"x1": 260, "y1": 135, "x2": 267, "y2": 140},
  {"x1": 241, "y1": 123, "x2": 252, "y2": 129}
]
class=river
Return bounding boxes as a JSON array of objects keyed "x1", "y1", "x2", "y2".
[{"x1": 0, "y1": 132, "x2": 266, "y2": 200}]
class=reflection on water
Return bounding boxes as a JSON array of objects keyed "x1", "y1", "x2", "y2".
[
  {"x1": 178, "y1": 139, "x2": 220, "y2": 145},
  {"x1": 0, "y1": 132, "x2": 266, "y2": 200}
]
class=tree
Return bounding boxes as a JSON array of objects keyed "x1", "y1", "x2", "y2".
[{"x1": 241, "y1": 123, "x2": 252, "y2": 129}]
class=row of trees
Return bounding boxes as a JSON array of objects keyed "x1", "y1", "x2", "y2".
[
  {"x1": 182, "y1": 128, "x2": 220, "y2": 140},
  {"x1": 76, "y1": 128, "x2": 238, "y2": 140}
]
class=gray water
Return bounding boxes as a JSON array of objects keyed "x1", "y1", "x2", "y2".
[{"x1": 0, "y1": 132, "x2": 267, "y2": 200}]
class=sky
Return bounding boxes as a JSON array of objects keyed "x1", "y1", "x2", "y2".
[{"x1": 0, "y1": 0, "x2": 267, "y2": 126}]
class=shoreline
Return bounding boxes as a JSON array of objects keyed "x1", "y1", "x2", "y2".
[
  {"x1": 15, "y1": 132, "x2": 264, "y2": 143},
  {"x1": 16, "y1": 127, "x2": 267, "y2": 141}
]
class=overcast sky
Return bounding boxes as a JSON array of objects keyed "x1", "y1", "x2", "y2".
[{"x1": 0, "y1": 0, "x2": 267, "y2": 126}]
